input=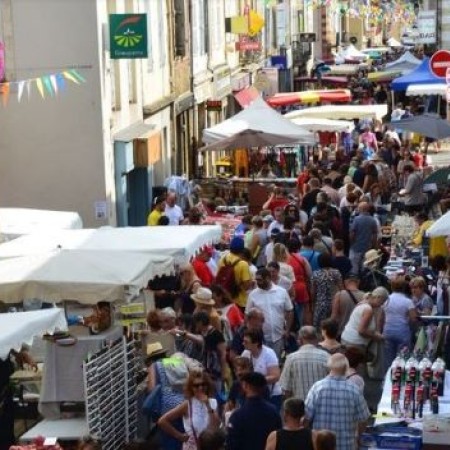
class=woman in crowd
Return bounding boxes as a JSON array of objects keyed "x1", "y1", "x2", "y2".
[
  {"x1": 383, "y1": 276, "x2": 417, "y2": 371},
  {"x1": 210, "y1": 284, "x2": 244, "y2": 335},
  {"x1": 272, "y1": 243, "x2": 295, "y2": 282},
  {"x1": 176, "y1": 264, "x2": 202, "y2": 314},
  {"x1": 173, "y1": 314, "x2": 203, "y2": 361},
  {"x1": 287, "y1": 239, "x2": 312, "y2": 328},
  {"x1": 318, "y1": 319, "x2": 345, "y2": 354},
  {"x1": 246, "y1": 216, "x2": 268, "y2": 267},
  {"x1": 311, "y1": 253, "x2": 342, "y2": 329},
  {"x1": 265, "y1": 398, "x2": 314, "y2": 450},
  {"x1": 224, "y1": 356, "x2": 253, "y2": 418},
  {"x1": 409, "y1": 276, "x2": 433, "y2": 316},
  {"x1": 192, "y1": 287, "x2": 222, "y2": 332},
  {"x1": 158, "y1": 371, "x2": 220, "y2": 450},
  {"x1": 362, "y1": 163, "x2": 379, "y2": 194},
  {"x1": 241, "y1": 329, "x2": 283, "y2": 411}
]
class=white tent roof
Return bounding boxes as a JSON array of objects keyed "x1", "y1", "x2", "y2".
[
  {"x1": 426, "y1": 212, "x2": 450, "y2": 237},
  {"x1": 0, "y1": 309, "x2": 67, "y2": 360},
  {"x1": 341, "y1": 45, "x2": 369, "y2": 60},
  {"x1": 0, "y1": 249, "x2": 174, "y2": 304},
  {"x1": 289, "y1": 117, "x2": 354, "y2": 132},
  {"x1": 0, "y1": 208, "x2": 83, "y2": 242},
  {"x1": 327, "y1": 64, "x2": 359, "y2": 74},
  {"x1": 0, "y1": 225, "x2": 222, "y2": 264},
  {"x1": 202, "y1": 97, "x2": 315, "y2": 144},
  {"x1": 406, "y1": 83, "x2": 447, "y2": 97},
  {"x1": 385, "y1": 51, "x2": 421, "y2": 70},
  {"x1": 285, "y1": 104, "x2": 388, "y2": 121},
  {"x1": 387, "y1": 37, "x2": 403, "y2": 47}
]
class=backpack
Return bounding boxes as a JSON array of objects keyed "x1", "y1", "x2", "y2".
[{"x1": 216, "y1": 257, "x2": 240, "y2": 297}]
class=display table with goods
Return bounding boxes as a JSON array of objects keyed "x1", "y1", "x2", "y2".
[
  {"x1": 19, "y1": 418, "x2": 89, "y2": 442},
  {"x1": 362, "y1": 354, "x2": 450, "y2": 450}
]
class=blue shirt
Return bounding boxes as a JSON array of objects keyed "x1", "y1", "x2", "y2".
[
  {"x1": 305, "y1": 375, "x2": 369, "y2": 450},
  {"x1": 227, "y1": 396, "x2": 281, "y2": 450},
  {"x1": 350, "y1": 213, "x2": 377, "y2": 253},
  {"x1": 300, "y1": 249, "x2": 321, "y2": 272}
]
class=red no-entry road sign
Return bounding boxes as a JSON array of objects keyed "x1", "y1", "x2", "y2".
[{"x1": 430, "y1": 50, "x2": 450, "y2": 78}]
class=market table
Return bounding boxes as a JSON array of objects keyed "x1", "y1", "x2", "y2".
[
  {"x1": 39, "y1": 326, "x2": 122, "y2": 419},
  {"x1": 374, "y1": 370, "x2": 450, "y2": 449},
  {"x1": 20, "y1": 418, "x2": 88, "y2": 442}
]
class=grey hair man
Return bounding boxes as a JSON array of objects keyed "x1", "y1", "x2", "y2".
[
  {"x1": 305, "y1": 353, "x2": 370, "y2": 450},
  {"x1": 279, "y1": 326, "x2": 329, "y2": 400}
]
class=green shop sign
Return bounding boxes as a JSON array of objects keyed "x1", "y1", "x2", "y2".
[{"x1": 110, "y1": 14, "x2": 148, "y2": 59}]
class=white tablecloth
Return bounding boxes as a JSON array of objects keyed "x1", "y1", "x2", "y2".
[
  {"x1": 39, "y1": 326, "x2": 122, "y2": 418},
  {"x1": 20, "y1": 418, "x2": 88, "y2": 441},
  {"x1": 0, "y1": 309, "x2": 67, "y2": 360}
]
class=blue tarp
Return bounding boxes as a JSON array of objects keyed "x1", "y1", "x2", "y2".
[{"x1": 391, "y1": 57, "x2": 445, "y2": 92}]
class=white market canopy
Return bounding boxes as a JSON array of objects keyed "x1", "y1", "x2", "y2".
[
  {"x1": 0, "y1": 225, "x2": 222, "y2": 264},
  {"x1": 285, "y1": 104, "x2": 388, "y2": 122},
  {"x1": 326, "y1": 64, "x2": 359, "y2": 75},
  {"x1": 289, "y1": 117, "x2": 354, "y2": 133},
  {"x1": 387, "y1": 37, "x2": 403, "y2": 48},
  {"x1": 0, "y1": 249, "x2": 174, "y2": 304},
  {"x1": 340, "y1": 44, "x2": 369, "y2": 61},
  {"x1": 0, "y1": 208, "x2": 83, "y2": 242},
  {"x1": 406, "y1": 84, "x2": 447, "y2": 97},
  {"x1": 0, "y1": 308, "x2": 67, "y2": 360},
  {"x1": 385, "y1": 51, "x2": 421, "y2": 73},
  {"x1": 426, "y1": 212, "x2": 450, "y2": 237},
  {"x1": 202, "y1": 97, "x2": 315, "y2": 145}
]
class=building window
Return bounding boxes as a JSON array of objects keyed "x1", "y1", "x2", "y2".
[{"x1": 174, "y1": 0, "x2": 186, "y2": 57}]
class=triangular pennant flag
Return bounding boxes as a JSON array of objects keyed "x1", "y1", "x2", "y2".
[
  {"x1": 70, "y1": 69, "x2": 86, "y2": 83},
  {"x1": 26, "y1": 80, "x2": 32, "y2": 99},
  {"x1": 56, "y1": 73, "x2": 66, "y2": 91},
  {"x1": 43, "y1": 76, "x2": 53, "y2": 96},
  {"x1": 36, "y1": 77, "x2": 45, "y2": 98},
  {"x1": 63, "y1": 71, "x2": 79, "y2": 84},
  {"x1": 50, "y1": 75, "x2": 58, "y2": 95},
  {"x1": 17, "y1": 81, "x2": 25, "y2": 102},
  {"x1": 0, "y1": 82, "x2": 10, "y2": 106}
]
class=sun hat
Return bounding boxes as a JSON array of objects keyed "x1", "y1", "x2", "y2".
[
  {"x1": 363, "y1": 249, "x2": 382, "y2": 266},
  {"x1": 146, "y1": 342, "x2": 167, "y2": 357},
  {"x1": 191, "y1": 287, "x2": 215, "y2": 306},
  {"x1": 230, "y1": 236, "x2": 245, "y2": 251}
]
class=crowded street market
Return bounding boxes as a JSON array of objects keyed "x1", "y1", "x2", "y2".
[{"x1": 2, "y1": 2, "x2": 450, "y2": 450}]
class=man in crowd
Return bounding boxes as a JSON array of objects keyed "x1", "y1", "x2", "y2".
[
  {"x1": 331, "y1": 274, "x2": 365, "y2": 338},
  {"x1": 147, "y1": 195, "x2": 166, "y2": 226},
  {"x1": 164, "y1": 192, "x2": 184, "y2": 225},
  {"x1": 400, "y1": 164, "x2": 424, "y2": 214},
  {"x1": 246, "y1": 268, "x2": 294, "y2": 359},
  {"x1": 227, "y1": 372, "x2": 281, "y2": 450},
  {"x1": 279, "y1": 326, "x2": 329, "y2": 400},
  {"x1": 217, "y1": 237, "x2": 253, "y2": 310},
  {"x1": 349, "y1": 202, "x2": 378, "y2": 275},
  {"x1": 305, "y1": 353, "x2": 370, "y2": 450},
  {"x1": 229, "y1": 307, "x2": 265, "y2": 359}
]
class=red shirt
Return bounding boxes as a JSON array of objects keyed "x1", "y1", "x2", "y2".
[
  {"x1": 266, "y1": 198, "x2": 289, "y2": 214},
  {"x1": 192, "y1": 258, "x2": 214, "y2": 287},
  {"x1": 225, "y1": 304, "x2": 245, "y2": 330}
]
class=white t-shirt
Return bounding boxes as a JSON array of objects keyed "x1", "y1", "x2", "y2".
[
  {"x1": 165, "y1": 204, "x2": 184, "y2": 225},
  {"x1": 341, "y1": 303, "x2": 375, "y2": 346},
  {"x1": 246, "y1": 284, "x2": 293, "y2": 342},
  {"x1": 242, "y1": 345, "x2": 282, "y2": 395},
  {"x1": 183, "y1": 397, "x2": 217, "y2": 439}
]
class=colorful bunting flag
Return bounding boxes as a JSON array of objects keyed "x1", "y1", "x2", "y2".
[{"x1": 0, "y1": 68, "x2": 86, "y2": 106}]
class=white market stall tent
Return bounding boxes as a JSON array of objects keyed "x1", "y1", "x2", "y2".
[
  {"x1": 385, "y1": 51, "x2": 421, "y2": 71},
  {"x1": 0, "y1": 249, "x2": 174, "y2": 303},
  {"x1": 0, "y1": 308, "x2": 67, "y2": 360},
  {"x1": 0, "y1": 208, "x2": 83, "y2": 242},
  {"x1": 406, "y1": 83, "x2": 447, "y2": 97},
  {"x1": 426, "y1": 212, "x2": 450, "y2": 237},
  {"x1": 289, "y1": 117, "x2": 354, "y2": 133},
  {"x1": 202, "y1": 97, "x2": 315, "y2": 145},
  {"x1": 0, "y1": 225, "x2": 222, "y2": 264},
  {"x1": 285, "y1": 104, "x2": 388, "y2": 122}
]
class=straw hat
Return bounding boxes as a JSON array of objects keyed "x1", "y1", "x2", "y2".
[
  {"x1": 191, "y1": 287, "x2": 215, "y2": 306},
  {"x1": 363, "y1": 249, "x2": 382, "y2": 266},
  {"x1": 146, "y1": 342, "x2": 167, "y2": 357}
]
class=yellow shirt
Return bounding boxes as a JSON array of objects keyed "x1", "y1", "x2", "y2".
[
  {"x1": 218, "y1": 252, "x2": 252, "y2": 308},
  {"x1": 147, "y1": 209, "x2": 163, "y2": 226},
  {"x1": 411, "y1": 220, "x2": 447, "y2": 258}
]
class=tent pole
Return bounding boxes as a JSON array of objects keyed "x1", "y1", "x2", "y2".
[{"x1": 391, "y1": 91, "x2": 395, "y2": 112}]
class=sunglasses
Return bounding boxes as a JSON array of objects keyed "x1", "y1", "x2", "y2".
[{"x1": 193, "y1": 382, "x2": 207, "y2": 388}]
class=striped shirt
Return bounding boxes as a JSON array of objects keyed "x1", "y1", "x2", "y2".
[
  {"x1": 305, "y1": 375, "x2": 370, "y2": 450},
  {"x1": 279, "y1": 344, "x2": 329, "y2": 400}
]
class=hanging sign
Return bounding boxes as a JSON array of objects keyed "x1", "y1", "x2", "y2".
[
  {"x1": 109, "y1": 14, "x2": 148, "y2": 59},
  {"x1": 417, "y1": 10, "x2": 437, "y2": 44}
]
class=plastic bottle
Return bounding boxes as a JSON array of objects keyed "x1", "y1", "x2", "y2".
[
  {"x1": 419, "y1": 357, "x2": 433, "y2": 401},
  {"x1": 405, "y1": 356, "x2": 418, "y2": 383},
  {"x1": 432, "y1": 358, "x2": 446, "y2": 397},
  {"x1": 391, "y1": 384, "x2": 400, "y2": 416},
  {"x1": 404, "y1": 383, "x2": 413, "y2": 418}
]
